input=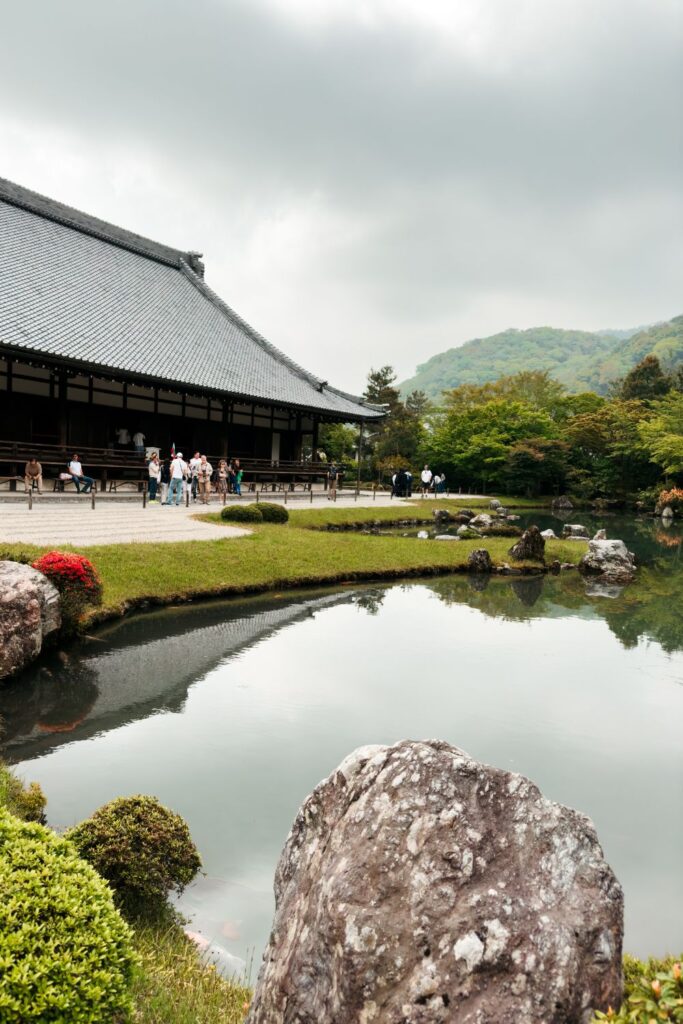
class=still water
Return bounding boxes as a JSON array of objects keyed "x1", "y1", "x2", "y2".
[{"x1": 1, "y1": 513, "x2": 681, "y2": 971}]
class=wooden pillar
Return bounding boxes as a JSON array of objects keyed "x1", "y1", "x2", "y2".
[{"x1": 58, "y1": 371, "x2": 68, "y2": 445}]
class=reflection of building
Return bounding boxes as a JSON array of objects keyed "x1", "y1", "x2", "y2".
[
  {"x1": 0, "y1": 177, "x2": 382, "y2": 487},
  {"x1": 0, "y1": 590, "x2": 358, "y2": 760}
]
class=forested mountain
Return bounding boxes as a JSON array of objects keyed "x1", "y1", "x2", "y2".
[{"x1": 400, "y1": 316, "x2": 683, "y2": 400}]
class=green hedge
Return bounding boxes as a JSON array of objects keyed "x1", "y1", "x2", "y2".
[
  {"x1": 0, "y1": 809, "x2": 136, "y2": 1023},
  {"x1": 255, "y1": 501, "x2": 289, "y2": 523},
  {"x1": 220, "y1": 504, "x2": 263, "y2": 523},
  {"x1": 67, "y1": 795, "x2": 201, "y2": 916}
]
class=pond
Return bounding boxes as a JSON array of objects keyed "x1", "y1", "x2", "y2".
[{"x1": 0, "y1": 512, "x2": 681, "y2": 973}]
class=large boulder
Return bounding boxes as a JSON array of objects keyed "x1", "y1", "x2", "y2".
[
  {"x1": 433, "y1": 510, "x2": 454, "y2": 526},
  {"x1": 541, "y1": 528, "x2": 557, "y2": 539},
  {"x1": 489, "y1": 499, "x2": 502, "y2": 510},
  {"x1": 508, "y1": 525, "x2": 545, "y2": 562},
  {"x1": 467, "y1": 548, "x2": 492, "y2": 573},
  {"x1": 457, "y1": 525, "x2": 481, "y2": 539},
  {"x1": 469, "y1": 513, "x2": 493, "y2": 528},
  {"x1": 578, "y1": 539, "x2": 636, "y2": 584},
  {"x1": 248, "y1": 741, "x2": 623, "y2": 1024},
  {"x1": 0, "y1": 561, "x2": 61, "y2": 680},
  {"x1": 562, "y1": 524, "x2": 590, "y2": 540}
]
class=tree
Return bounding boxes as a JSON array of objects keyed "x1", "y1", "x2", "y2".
[
  {"x1": 318, "y1": 422, "x2": 358, "y2": 462},
  {"x1": 443, "y1": 370, "x2": 566, "y2": 420},
  {"x1": 405, "y1": 390, "x2": 431, "y2": 417},
  {"x1": 364, "y1": 366, "x2": 401, "y2": 412},
  {"x1": 617, "y1": 355, "x2": 670, "y2": 401},
  {"x1": 503, "y1": 439, "x2": 569, "y2": 496},
  {"x1": 638, "y1": 391, "x2": 683, "y2": 477}
]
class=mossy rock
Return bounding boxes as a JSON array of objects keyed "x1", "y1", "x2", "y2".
[
  {"x1": 0, "y1": 808, "x2": 136, "y2": 1023},
  {"x1": 220, "y1": 504, "x2": 263, "y2": 523},
  {"x1": 255, "y1": 502, "x2": 289, "y2": 524}
]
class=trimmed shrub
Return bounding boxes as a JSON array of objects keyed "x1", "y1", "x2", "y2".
[
  {"x1": 32, "y1": 551, "x2": 103, "y2": 628},
  {"x1": 657, "y1": 487, "x2": 683, "y2": 514},
  {"x1": 255, "y1": 501, "x2": 289, "y2": 524},
  {"x1": 220, "y1": 504, "x2": 263, "y2": 523},
  {"x1": 66, "y1": 795, "x2": 201, "y2": 916},
  {"x1": 0, "y1": 809, "x2": 136, "y2": 1023},
  {"x1": 0, "y1": 762, "x2": 46, "y2": 822}
]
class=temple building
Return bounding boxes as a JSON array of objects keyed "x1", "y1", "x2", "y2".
[{"x1": 0, "y1": 177, "x2": 381, "y2": 487}]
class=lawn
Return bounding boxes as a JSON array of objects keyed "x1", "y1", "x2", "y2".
[{"x1": 0, "y1": 498, "x2": 583, "y2": 622}]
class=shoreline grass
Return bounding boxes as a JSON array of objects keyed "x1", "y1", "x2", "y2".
[{"x1": 0, "y1": 499, "x2": 584, "y2": 628}]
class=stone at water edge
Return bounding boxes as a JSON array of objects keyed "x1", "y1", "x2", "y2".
[
  {"x1": 509, "y1": 525, "x2": 545, "y2": 562},
  {"x1": 467, "y1": 548, "x2": 492, "y2": 573},
  {"x1": 0, "y1": 561, "x2": 62, "y2": 680},
  {"x1": 469, "y1": 513, "x2": 494, "y2": 528},
  {"x1": 433, "y1": 509, "x2": 454, "y2": 525},
  {"x1": 593, "y1": 529, "x2": 607, "y2": 541},
  {"x1": 246, "y1": 740, "x2": 623, "y2": 1024},
  {"x1": 562, "y1": 524, "x2": 590, "y2": 540},
  {"x1": 456, "y1": 525, "x2": 481, "y2": 539},
  {"x1": 661, "y1": 506, "x2": 674, "y2": 520},
  {"x1": 541, "y1": 528, "x2": 557, "y2": 539},
  {"x1": 489, "y1": 498, "x2": 502, "y2": 510},
  {"x1": 578, "y1": 539, "x2": 636, "y2": 584},
  {"x1": 434, "y1": 534, "x2": 460, "y2": 541}
]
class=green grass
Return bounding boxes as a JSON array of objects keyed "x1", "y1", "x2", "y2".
[
  {"x1": 131, "y1": 923, "x2": 251, "y2": 1024},
  {"x1": 0, "y1": 504, "x2": 584, "y2": 623}
]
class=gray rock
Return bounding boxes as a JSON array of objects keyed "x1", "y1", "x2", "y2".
[
  {"x1": 489, "y1": 499, "x2": 502, "y2": 510},
  {"x1": 551, "y1": 494, "x2": 574, "y2": 510},
  {"x1": 540, "y1": 528, "x2": 557, "y2": 539},
  {"x1": 593, "y1": 529, "x2": 607, "y2": 541},
  {"x1": 0, "y1": 561, "x2": 61, "y2": 680},
  {"x1": 509, "y1": 525, "x2": 545, "y2": 562},
  {"x1": 469, "y1": 513, "x2": 493, "y2": 528},
  {"x1": 417, "y1": 531, "x2": 429, "y2": 540},
  {"x1": 467, "y1": 548, "x2": 492, "y2": 573},
  {"x1": 247, "y1": 740, "x2": 623, "y2": 1024},
  {"x1": 661, "y1": 506, "x2": 674, "y2": 520},
  {"x1": 562, "y1": 524, "x2": 590, "y2": 540},
  {"x1": 578, "y1": 539, "x2": 636, "y2": 584},
  {"x1": 433, "y1": 509, "x2": 453, "y2": 525},
  {"x1": 434, "y1": 534, "x2": 459, "y2": 541},
  {"x1": 496, "y1": 506, "x2": 509, "y2": 516},
  {"x1": 506, "y1": 514, "x2": 521, "y2": 521},
  {"x1": 456, "y1": 525, "x2": 481, "y2": 539}
]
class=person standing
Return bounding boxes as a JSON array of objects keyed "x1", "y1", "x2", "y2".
[
  {"x1": 147, "y1": 453, "x2": 161, "y2": 502},
  {"x1": 188, "y1": 451, "x2": 201, "y2": 502},
  {"x1": 405, "y1": 469, "x2": 413, "y2": 497},
  {"x1": 159, "y1": 457, "x2": 171, "y2": 505},
  {"x1": 24, "y1": 457, "x2": 43, "y2": 494},
  {"x1": 216, "y1": 459, "x2": 229, "y2": 497},
  {"x1": 68, "y1": 454, "x2": 94, "y2": 494},
  {"x1": 132, "y1": 430, "x2": 146, "y2": 454},
  {"x1": 166, "y1": 451, "x2": 187, "y2": 506},
  {"x1": 234, "y1": 460, "x2": 243, "y2": 496},
  {"x1": 115, "y1": 427, "x2": 131, "y2": 447},
  {"x1": 420, "y1": 465, "x2": 433, "y2": 497},
  {"x1": 197, "y1": 455, "x2": 213, "y2": 504},
  {"x1": 327, "y1": 462, "x2": 338, "y2": 500}
]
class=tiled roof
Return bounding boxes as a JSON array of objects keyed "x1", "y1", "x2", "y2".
[{"x1": 0, "y1": 177, "x2": 382, "y2": 420}]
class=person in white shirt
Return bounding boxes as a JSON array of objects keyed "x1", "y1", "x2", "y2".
[
  {"x1": 68, "y1": 454, "x2": 95, "y2": 494},
  {"x1": 115, "y1": 427, "x2": 131, "y2": 446},
  {"x1": 188, "y1": 451, "x2": 201, "y2": 501},
  {"x1": 147, "y1": 453, "x2": 161, "y2": 502},
  {"x1": 420, "y1": 465, "x2": 433, "y2": 497},
  {"x1": 197, "y1": 455, "x2": 214, "y2": 504},
  {"x1": 166, "y1": 452, "x2": 188, "y2": 506},
  {"x1": 133, "y1": 431, "x2": 146, "y2": 453}
]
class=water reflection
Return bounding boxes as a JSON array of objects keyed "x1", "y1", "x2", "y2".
[{"x1": 0, "y1": 517, "x2": 681, "y2": 967}]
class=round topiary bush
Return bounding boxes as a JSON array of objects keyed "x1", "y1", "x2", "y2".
[
  {"x1": 32, "y1": 551, "x2": 103, "y2": 629},
  {"x1": 255, "y1": 502, "x2": 289, "y2": 524},
  {"x1": 66, "y1": 795, "x2": 201, "y2": 916},
  {"x1": 0, "y1": 808, "x2": 136, "y2": 1023},
  {"x1": 220, "y1": 504, "x2": 263, "y2": 523}
]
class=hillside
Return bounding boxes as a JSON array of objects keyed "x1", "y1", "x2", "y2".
[{"x1": 400, "y1": 317, "x2": 683, "y2": 399}]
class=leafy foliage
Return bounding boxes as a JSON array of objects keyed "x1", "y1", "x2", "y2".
[
  {"x1": 0, "y1": 809, "x2": 136, "y2": 1023},
  {"x1": 616, "y1": 354, "x2": 671, "y2": 400},
  {"x1": 592, "y1": 955, "x2": 683, "y2": 1022},
  {"x1": 32, "y1": 551, "x2": 103, "y2": 629},
  {"x1": 0, "y1": 762, "x2": 46, "y2": 822},
  {"x1": 639, "y1": 392, "x2": 683, "y2": 476},
  {"x1": 66, "y1": 795, "x2": 201, "y2": 917},
  {"x1": 220, "y1": 504, "x2": 263, "y2": 523},
  {"x1": 255, "y1": 502, "x2": 289, "y2": 523},
  {"x1": 657, "y1": 487, "x2": 683, "y2": 513}
]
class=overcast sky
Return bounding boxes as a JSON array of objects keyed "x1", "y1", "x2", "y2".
[{"x1": 1, "y1": 0, "x2": 681, "y2": 392}]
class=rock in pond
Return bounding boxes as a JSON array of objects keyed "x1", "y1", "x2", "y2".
[
  {"x1": 593, "y1": 529, "x2": 607, "y2": 541},
  {"x1": 417, "y1": 531, "x2": 429, "y2": 540},
  {"x1": 562, "y1": 524, "x2": 590, "y2": 540},
  {"x1": 434, "y1": 534, "x2": 459, "y2": 541},
  {"x1": 552, "y1": 494, "x2": 574, "y2": 511},
  {"x1": 469, "y1": 513, "x2": 493, "y2": 528},
  {"x1": 541, "y1": 528, "x2": 557, "y2": 539},
  {"x1": 457, "y1": 525, "x2": 481, "y2": 539},
  {"x1": 433, "y1": 509, "x2": 454, "y2": 526},
  {"x1": 0, "y1": 561, "x2": 61, "y2": 680},
  {"x1": 247, "y1": 740, "x2": 623, "y2": 1024},
  {"x1": 489, "y1": 498, "x2": 502, "y2": 510},
  {"x1": 509, "y1": 525, "x2": 545, "y2": 562},
  {"x1": 467, "y1": 548, "x2": 492, "y2": 573},
  {"x1": 661, "y1": 506, "x2": 674, "y2": 520},
  {"x1": 578, "y1": 539, "x2": 636, "y2": 584}
]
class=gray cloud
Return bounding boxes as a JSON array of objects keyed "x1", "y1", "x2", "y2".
[{"x1": 0, "y1": 0, "x2": 681, "y2": 388}]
